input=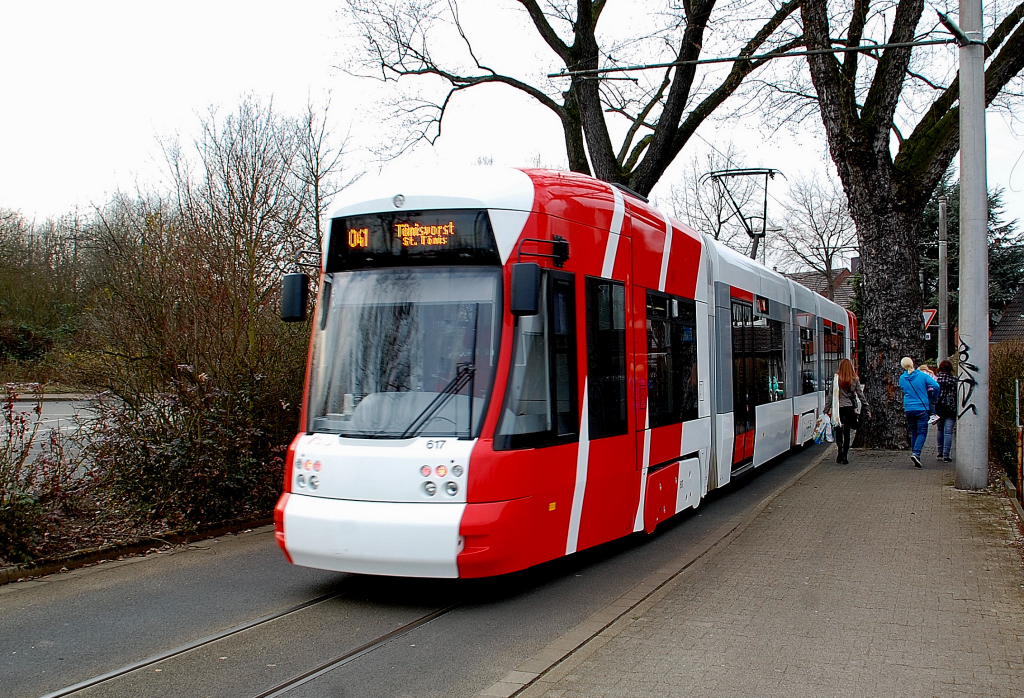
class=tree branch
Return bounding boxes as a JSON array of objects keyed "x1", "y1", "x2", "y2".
[
  {"x1": 516, "y1": 0, "x2": 571, "y2": 62},
  {"x1": 616, "y1": 70, "x2": 671, "y2": 165},
  {"x1": 632, "y1": 0, "x2": 803, "y2": 193},
  {"x1": 859, "y1": 0, "x2": 924, "y2": 143},
  {"x1": 894, "y1": 0, "x2": 1024, "y2": 211},
  {"x1": 843, "y1": 0, "x2": 871, "y2": 80}
]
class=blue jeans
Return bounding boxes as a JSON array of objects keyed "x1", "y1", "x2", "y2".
[
  {"x1": 936, "y1": 415, "x2": 955, "y2": 458},
  {"x1": 905, "y1": 410, "x2": 930, "y2": 457}
]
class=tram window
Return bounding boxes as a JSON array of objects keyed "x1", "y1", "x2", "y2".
[
  {"x1": 585, "y1": 277, "x2": 627, "y2": 438},
  {"x1": 823, "y1": 325, "x2": 843, "y2": 380},
  {"x1": 731, "y1": 300, "x2": 754, "y2": 436},
  {"x1": 732, "y1": 299, "x2": 785, "y2": 412},
  {"x1": 799, "y1": 325, "x2": 817, "y2": 395},
  {"x1": 495, "y1": 271, "x2": 578, "y2": 449},
  {"x1": 646, "y1": 290, "x2": 698, "y2": 428},
  {"x1": 551, "y1": 277, "x2": 576, "y2": 435},
  {"x1": 752, "y1": 317, "x2": 786, "y2": 403}
]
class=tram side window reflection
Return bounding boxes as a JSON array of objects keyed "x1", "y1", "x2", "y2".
[
  {"x1": 731, "y1": 301, "x2": 754, "y2": 440},
  {"x1": 496, "y1": 271, "x2": 579, "y2": 449},
  {"x1": 646, "y1": 291, "x2": 699, "y2": 427},
  {"x1": 585, "y1": 278, "x2": 627, "y2": 438},
  {"x1": 823, "y1": 324, "x2": 843, "y2": 381},
  {"x1": 797, "y1": 313, "x2": 816, "y2": 395},
  {"x1": 752, "y1": 315, "x2": 786, "y2": 403}
]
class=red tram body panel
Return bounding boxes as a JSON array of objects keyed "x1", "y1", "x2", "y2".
[{"x1": 275, "y1": 168, "x2": 854, "y2": 578}]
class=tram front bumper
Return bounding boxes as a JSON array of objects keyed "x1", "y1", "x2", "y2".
[{"x1": 278, "y1": 493, "x2": 466, "y2": 578}]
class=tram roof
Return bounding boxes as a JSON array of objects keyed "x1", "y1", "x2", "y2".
[{"x1": 329, "y1": 166, "x2": 701, "y2": 240}]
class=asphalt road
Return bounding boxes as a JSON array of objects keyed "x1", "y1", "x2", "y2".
[
  {"x1": 1, "y1": 443, "x2": 826, "y2": 698},
  {"x1": 9, "y1": 398, "x2": 92, "y2": 429},
  {"x1": 5, "y1": 398, "x2": 93, "y2": 459}
]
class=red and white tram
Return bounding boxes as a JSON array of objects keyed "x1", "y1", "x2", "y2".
[{"x1": 274, "y1": 168, "x2": 855, "y2": 578}]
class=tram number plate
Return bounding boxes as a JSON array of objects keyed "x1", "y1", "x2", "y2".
[{"x1": 426, "y1": 440, "x2": 446, "y2": 450}]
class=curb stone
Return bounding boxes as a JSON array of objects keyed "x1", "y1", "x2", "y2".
[
  {"x1": 473, "y1": 447, "x2": 831, "y2": 698},
  {"x1": 0, "y1": 517, "x2": 273, "y2": 585}
]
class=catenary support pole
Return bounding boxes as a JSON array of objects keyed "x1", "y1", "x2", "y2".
[
  {"x1": 955, "y1": 0, "x2": 988, "y2": 489},
  {"x1": 938, "y1": 196, "x2": 948, "y2": 362}
]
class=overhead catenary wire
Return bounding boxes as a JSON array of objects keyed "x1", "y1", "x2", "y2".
[
  {"x1": 547, "y1": 38, "x2": 959, "y2": 79},
  {"x1": 570, "y1": 30, "x2": 967, "y2": 265}
]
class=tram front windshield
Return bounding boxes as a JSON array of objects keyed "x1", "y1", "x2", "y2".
[{"x1": 308, "y1": 267, "x2": 501, "y2": 439}]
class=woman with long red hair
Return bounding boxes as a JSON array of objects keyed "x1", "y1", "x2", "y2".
[{"x1": 826, "y1": 358, "x2": 871, "y2": 464}]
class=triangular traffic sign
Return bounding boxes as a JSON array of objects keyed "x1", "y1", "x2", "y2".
[{"x1": 923, "y1": 309, "x2": 937, "y2": 329}]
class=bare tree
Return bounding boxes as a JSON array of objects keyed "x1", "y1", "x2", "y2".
[
  {"x1": 776, "y1": 175, "x2": 858, "y2": 299},
  {"x1": 343, "y1": 0, "x2": 806, "y2": 195},
  {"x1": 296, "y1": 99, "x2": 360, "y2": 256},
  {"x1": 796, "y1": 0, "x2": 1024, "y2": 447},
  {"x1": 0, "y1": 210, "x2": 91, "y2": 370},
  {"x1": 666, "y1": 144, "x2": 760, "y2": 255},
  {"x1": 90, "y1": 96, "x2": 355, "y2": 393}
]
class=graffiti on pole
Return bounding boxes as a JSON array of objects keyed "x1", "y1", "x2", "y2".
[{"x1": 957, "y1": 339, "x2": 979, "y2": 417}]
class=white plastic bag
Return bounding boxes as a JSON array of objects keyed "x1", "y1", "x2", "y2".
[{"x1": 813, "y1": 415, "x2": 829, "y2": 444}]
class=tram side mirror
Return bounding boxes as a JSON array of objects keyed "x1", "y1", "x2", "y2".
[
  {"x1": 281, "y1": 272, "x2": 309, "y2": 322},
  {"x1": 510, "y1": 263, "x2": 542, "y2": 316}
]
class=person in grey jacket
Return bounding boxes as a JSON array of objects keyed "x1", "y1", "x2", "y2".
[{"x1": 825, "y1": 358, "x2": 871, "y2": 464}]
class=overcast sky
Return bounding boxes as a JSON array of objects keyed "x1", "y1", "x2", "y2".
[{"x1": 2, "y1": 1, "x2": 1022, "y2": 235}]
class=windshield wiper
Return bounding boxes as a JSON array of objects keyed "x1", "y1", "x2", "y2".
[{"x1": 399, "y1": 362, "x2": 476, "y2": 439}]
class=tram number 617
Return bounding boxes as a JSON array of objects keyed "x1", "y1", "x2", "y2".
[{"x1": 425, "y1": 440, "x2": 446, "y2": 450}]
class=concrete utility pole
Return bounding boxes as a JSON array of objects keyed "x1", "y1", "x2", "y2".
[
  {"x1": 955, "y1": 0, "x2": 989, "y2": 490},
  {"x1": 938, "y1": 196, "x2": 948, "y2": 362}
]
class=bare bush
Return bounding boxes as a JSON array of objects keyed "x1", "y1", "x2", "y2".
[
  {"x1": 78, "y1": 96, "x2": 350, "y2": 528},
  {"x1": 0, "y1": 385, "x2": 87, "y2": 564},
  {"x1": 87, "y1": 368, "x2": 284, "y2": 527}
]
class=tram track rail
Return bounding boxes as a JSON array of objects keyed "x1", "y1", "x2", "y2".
[
  {"x1": 38, "y1": 591, "x2": 458, "y2": 698},
  {"x1": 253, "y1": 604, "x2": 457, "y2": 698}
]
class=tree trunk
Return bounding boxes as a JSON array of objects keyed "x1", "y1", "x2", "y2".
[{"x1": 843, "y1": 167, "x2": 925, "y2": 448}]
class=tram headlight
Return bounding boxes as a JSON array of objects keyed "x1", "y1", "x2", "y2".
[
  {"x1": 423, "y1": 481, "x2": 437, "y2": 496},
  {"x1": 452, "y1": 464, "x2": 464, "y2": 477},
  {"x1": 445, "y1": 481, "x2": 458, "y2": 496},
  {"x1": 420, "y1": 465, "x2": 431, "y2": 477},
  {"x1": 436, "y1": 465, "x2": 448, "y2": 477},
  {"x1": 297, "y1": 474, "x2": 306, "y2": 488}
]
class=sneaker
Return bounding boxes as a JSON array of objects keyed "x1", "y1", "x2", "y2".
[
  {"x1": 937, "y1": 454, "x2": 944, "y2": 460},
  {"x1": 943, "y1": 457, "x2": 952, "y2": 462},
  {"x1": 911, "y1": 454, "x2": 922, "y2": 468}
]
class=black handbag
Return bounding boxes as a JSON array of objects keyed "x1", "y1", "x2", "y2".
[
  {"x1": 847, "y1": 387, "x2": 863, "y2": 429},
  {"x1": 850, "y1": 409, "x2": 862, "y2": 430}
]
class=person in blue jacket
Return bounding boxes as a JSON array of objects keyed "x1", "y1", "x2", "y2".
[{"x1": 899, "y1": 357, "x2": 940, "y2": 468}]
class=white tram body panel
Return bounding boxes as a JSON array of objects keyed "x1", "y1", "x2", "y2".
[
  {"x1": 283, "y1": 435, "x2": 476, "y2": 577},
  {"x1": 284, "y1": 497, "x2": 465, "y2": 578},
  {"x1": 275, "y1": 166, "x2": 856, "y2": 578}
]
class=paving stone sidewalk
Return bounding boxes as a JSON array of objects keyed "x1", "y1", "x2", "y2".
[{"x1": 506, "y1": 444, "x2": 1024, "y2": 698}]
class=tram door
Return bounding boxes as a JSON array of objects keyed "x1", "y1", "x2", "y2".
[
  {"x1": 731, "y1": 299, "x2": 755, "y2": 468},
  {"x1": 574, "y1": 259, "x2": 637, "y2": 550}
]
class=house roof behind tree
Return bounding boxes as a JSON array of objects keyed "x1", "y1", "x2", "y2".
[
  {"x1": 784, "y1": 268, "x2": 856, "y2": 309},
  {"x1": 990, "y1": 284, "x2": 1024, "y2": 343}
]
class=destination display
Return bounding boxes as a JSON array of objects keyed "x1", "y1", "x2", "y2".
[{"x1": 326, "y1": 210, "x2": 500, "y2": 271}]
